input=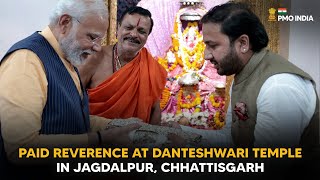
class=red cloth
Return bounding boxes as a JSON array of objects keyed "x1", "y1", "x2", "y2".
[{"x1": 88, "y1": 48, "x2": 167, "y2": 123}]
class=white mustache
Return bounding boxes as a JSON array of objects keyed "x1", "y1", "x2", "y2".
[{"x1": 82, "y1": 49, "x2": 95, "y2": 55}]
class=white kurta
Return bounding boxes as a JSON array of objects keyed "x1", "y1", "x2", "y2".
[{"x1": 182, "y1": 73, "x2": 317, "y2": 147}]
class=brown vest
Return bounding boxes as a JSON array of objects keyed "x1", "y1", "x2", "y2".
[{"x1": 231, "y1": 49, "x2": 319, "y2": 148}]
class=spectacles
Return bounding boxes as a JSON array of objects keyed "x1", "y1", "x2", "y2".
[{"x1": 71, "y1": 16, "x2": 104, "y2": 46}]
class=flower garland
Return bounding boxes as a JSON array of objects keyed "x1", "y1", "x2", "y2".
[
  {"x1": 157, "y1": 57, "x2": 167, "y2": 69},
  {"x1": 158, "y1": 6, "x2": 227, "y2": 130},
  {"x1": 182, "y1": 50, "x2": 204, "y2": 71},
  {"x1": 180, "y1": 91, "x2": 201, "y2": 109},
  {"x1": 178, "y1": 22, "x2": 205, "y2": 72},
  {"x1": 209, "y1": 94, "x2": 220, "y2": 108},
  {"x1": 207, "y1": 111, "x2": 225, "y2": 130},
  {"x1": 158, "y1": 49, "x2": 183, "y2": 72},
  {"x1": 215, "y1": 111, "x2": 225, "y2": 129},
  {"x1": 160, "y1": 88, "x2": 171, "y2": 110}
]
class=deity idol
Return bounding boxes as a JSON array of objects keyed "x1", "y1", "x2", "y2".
[{"x1": 158, "y1": 0, "x2": 227, "y2": 129}]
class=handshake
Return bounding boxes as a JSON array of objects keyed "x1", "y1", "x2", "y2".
[{"x1": 91, "y1": 118, "x2": 203, "y2": 147}]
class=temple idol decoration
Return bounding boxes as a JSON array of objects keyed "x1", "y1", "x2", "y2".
[{"x1": 158, "y1": 0, "x2": 227, "y2": 129}]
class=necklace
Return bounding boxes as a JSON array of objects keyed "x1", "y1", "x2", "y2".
[{"x1": 112, "y1": 44, "x2": 122, "y2": 72}]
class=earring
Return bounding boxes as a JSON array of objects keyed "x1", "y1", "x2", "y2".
[{"x1": 242, "y1": 48, "x2": 246, "y2": 53}]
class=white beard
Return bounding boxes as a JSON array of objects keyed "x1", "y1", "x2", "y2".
[{"x1": 59, "y1": 26, "x2": 93, "y2": 66}]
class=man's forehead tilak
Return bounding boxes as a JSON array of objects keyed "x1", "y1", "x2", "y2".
[{"x1": 137, "y1": 18, "x2": 141, "y2": 27}]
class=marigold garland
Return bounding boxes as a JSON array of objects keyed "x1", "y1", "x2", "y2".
[
  {"x1": 214, "y1": 111, "x2": 225, "y2": 129},
  {"x1": 157, "y1": 7, "x2": 227, "y2": 130},
  {"x1": 180, "y1": 91, "x2": 201, "y2": 109},
  {"x1": 209, "y1": 94, "x2": 220, "y2": 108},
  {"x1": 160, "y1": 88, "x2": 171, "y2": 110}
]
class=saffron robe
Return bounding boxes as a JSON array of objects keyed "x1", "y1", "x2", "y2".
[{"x1": 88, "y1": 47, "x2": 167, "y2": 123}]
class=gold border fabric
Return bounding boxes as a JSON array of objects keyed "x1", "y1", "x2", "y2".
[{"x1": 103, "y1": 0, "x2": 117, "y2": 46}]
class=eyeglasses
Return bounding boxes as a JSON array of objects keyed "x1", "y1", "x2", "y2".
[{"x1": 71, "y1": 16, "x2": 104, "y2": 46}]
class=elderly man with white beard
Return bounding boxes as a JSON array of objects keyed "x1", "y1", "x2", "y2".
[{"x1": 0, "y1": 0, "x2": 141, "y2": 166}]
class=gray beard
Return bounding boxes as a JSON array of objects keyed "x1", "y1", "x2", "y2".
[
  {"x1": 59, "y1": 27, "x2": 94, "y2": 66},
  {"x1": 59, "y1": 34, "x2": 83, "y2": 66}
]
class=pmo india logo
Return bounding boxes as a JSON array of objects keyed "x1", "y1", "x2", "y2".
[{"x1": 268, "y1": 7, "x2": 314, "y2": 22}]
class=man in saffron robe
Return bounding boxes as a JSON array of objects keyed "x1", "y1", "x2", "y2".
[
  {"x1": 0, "y1": 0, "x2": 142, "y2": 177},
  {"x1": 78, "y1": 6, "x2": 167, "y2": 125}
]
